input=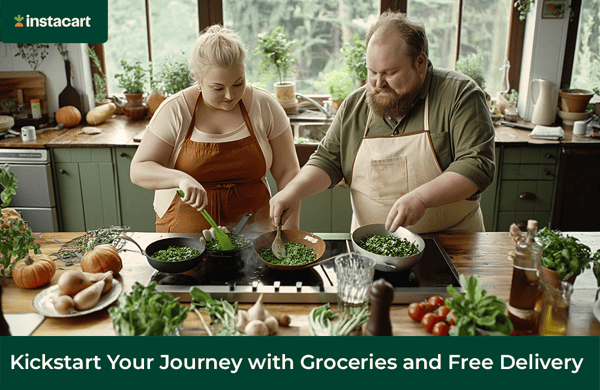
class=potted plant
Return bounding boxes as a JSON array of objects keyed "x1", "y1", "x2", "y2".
[
  {"x1": 254, "y1": 26, "x2": 297, "y2": 113},
  {"x1": 504, "y1": 89, "x2": 519, "y2": 122},
  {"x1": 319, "y1": 70, "x2": 355, "y2": 110},
  {"x1": 537, "y1": 227, "x2": 599, "y2": 288},
  {"x1": 147, "y1": 53, "x2": 193, "y2": 116},
  {"x1": 87, "y1": 46, "x2": 110, "y2": 107},
  {"x1": 114, "y1": 59, "x2": 150, "y2": 119},
  {"x1": 341, "y1": 35, "x2": 367, "y2": 85},
  {"x1": 455, "y1": 52, "x2": 490, "y2": 103}
]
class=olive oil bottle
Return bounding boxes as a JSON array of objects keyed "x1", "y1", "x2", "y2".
[{"x1": 507, "y1": 220, "x2": 543, "y2": 334}]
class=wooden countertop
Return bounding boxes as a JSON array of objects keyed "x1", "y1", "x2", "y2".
[
  {"x1": 2, "y1": 231, "x2": 599, "y2": 336},
  {"x1": 1, "y1": 115, "x2": 599, "y2": 149}
]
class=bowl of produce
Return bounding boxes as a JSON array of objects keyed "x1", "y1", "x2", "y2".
[
  {"x1": 351, "y1": 224, "x2": 425, "y2": 272},
  {"x1": 253, "y1": 230, "x2": 328, "y2": 271},
  {"x1": 121, "y1": 236, "x2": 205, "y2": 273}
]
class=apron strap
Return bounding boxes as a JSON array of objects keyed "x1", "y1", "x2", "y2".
[{"x1": 185, "y1": 92, "x2": 255, "y2": 140}]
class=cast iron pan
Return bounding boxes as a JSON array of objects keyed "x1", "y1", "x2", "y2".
[
  {"x1": 121, "y1": 236, "x2": 205, "y2": 274},
  {"x1": 253, "y1": 229, "x2": 330, "y2": 271}
]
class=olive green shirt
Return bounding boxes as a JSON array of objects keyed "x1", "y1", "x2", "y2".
[{"x1": 307, "y1": 63, "x2": 495, "y2": 193}]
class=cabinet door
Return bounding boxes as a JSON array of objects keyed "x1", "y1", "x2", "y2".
[
  {"x1": 54, "y1": 162, "x2": 85, "y2": 232},
  {"x1": 331, "y1": 185, "x2": 352, "y2": 233},
  {"x1": 114, "y1": 147, "x2": 156, "y2": 232},
  {"x1": 479, "y1": 146, "x2": 500, "y2": 231},
  {"x1": 79, "y1": 162, "x2": 120, "y2": 231}
]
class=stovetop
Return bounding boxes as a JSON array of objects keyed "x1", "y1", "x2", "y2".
[{"x1": 148, "y1": 233, "x2": 464, "y2": 304}]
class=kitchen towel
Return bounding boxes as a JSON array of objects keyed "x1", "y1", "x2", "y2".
[
  {"x1": 529, "y1": 125, "x2": 564, "y2": 140},
  {"x1": 5, "y1": 313, "x2": 45, "y2": 336}
]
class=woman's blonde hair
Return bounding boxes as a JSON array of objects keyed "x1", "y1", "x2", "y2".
[{"x1": 189, "y1": 25, "x2": 247, "y2": 83}]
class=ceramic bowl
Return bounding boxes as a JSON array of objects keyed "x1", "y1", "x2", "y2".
[
  {"x1": 0, "y1": 115, "x2": 14, "y2": 132},
  {"x1": 351, "y1": 224, "x2": 425, "y2": 272},
  {"x1": 559, "y1": 89, "x2": 594, "y2": 113},
  {"x1": 557, "y1": 110, "x2": 591, "y2": 126}
]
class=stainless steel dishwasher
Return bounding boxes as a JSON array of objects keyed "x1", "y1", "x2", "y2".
[{"x1": 0, "y1": 148, "x2": 59, "y2": 232}]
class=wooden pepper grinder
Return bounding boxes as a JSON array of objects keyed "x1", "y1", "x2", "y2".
[
  {"x1": 0, "y1": 282, "x2": 11, "y2": 336},
  {"x1": 365, "y1": 278, "x2": 394, "y2": 336}
]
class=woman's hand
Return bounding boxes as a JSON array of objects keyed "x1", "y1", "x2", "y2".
[{"x1": 178, "y1": 179, "x2": 208, "y2": 211}]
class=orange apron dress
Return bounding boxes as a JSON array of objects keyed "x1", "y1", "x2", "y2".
[
  {"x1": 156, "y1": 92, "x2": 271, "y2": 233},
  {"x1": 349, "y1": 94, "x2": 484, "y2": 233}
]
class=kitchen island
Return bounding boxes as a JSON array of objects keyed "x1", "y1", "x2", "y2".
[{"x1": 3, "y1": 231, "x2": 599, "y2": 336}]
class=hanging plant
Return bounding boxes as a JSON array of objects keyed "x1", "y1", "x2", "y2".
[
  {"x1": 514, "y1": 0, "x2": 574, "y2": 21},
  {"x1": 14, "y1": 43, "x2": 50, "y2": 71},
  {"x1": 56, "y1": 43, "x2": 69, "y2": 61}
]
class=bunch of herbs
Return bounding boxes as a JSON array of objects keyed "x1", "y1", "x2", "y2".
[
  {"x1": 109, "y1": 281, "x2": 190, "y2": 336},
  {"x1": 446, "y1": 274, "x2": 513, "y2": 336},
  {"x1": 537, "y1": 227, "x2": 593, "y2": 280},
  {"x1": 259, "y1": 242, "x2": 316, "y2": 266},
  {"x1": 190, "y1": 287, "x2": 242, "y2": 336},
  {"x1": 308, "y1": 303, "x2": 370, "y2": 336},
  {"x1": 0, "y1": 164, "x2": 18, "y2": 208},
  {"x1": 357, "y1": 234, "x2": 419, "y2": 257},
  {"x1": 0, "y1": 219, "x2": 41, "y2": 278}
]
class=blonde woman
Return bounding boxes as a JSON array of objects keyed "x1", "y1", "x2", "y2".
[{"x1": 131, "y1": 25, "x2": 300, "y2": 234}]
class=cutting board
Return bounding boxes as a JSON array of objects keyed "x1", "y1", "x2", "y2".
[
  {"x1": 0, "y1": 71, "x2": 49, "y2": 128},
  {"x1": 58, "y1": 60, "x2": 83, "y2": 112}
]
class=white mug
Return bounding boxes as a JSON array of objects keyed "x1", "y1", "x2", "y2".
[
  {"x1": 21, "y1": 126, "x2": 37, "y2": 141},
  {"x1": 573, "y1": 120, "x2": 587, "y2": 137}
]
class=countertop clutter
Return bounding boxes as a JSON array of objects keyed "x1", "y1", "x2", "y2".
[
  {"x1": 2, "y1": 231, "x2": 600, "y2": 336},
  {"x1": 1, "y1": 114, "x2": 600, "y2": 148}
]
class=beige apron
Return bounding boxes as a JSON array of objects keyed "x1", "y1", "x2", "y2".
[{"x1": 349, "y1": 95, "x2": 484, "y2": 233}]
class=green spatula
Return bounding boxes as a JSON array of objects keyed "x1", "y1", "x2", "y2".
[{"x1": 177, "y1": 189, "x2": 235, "y2": 250}]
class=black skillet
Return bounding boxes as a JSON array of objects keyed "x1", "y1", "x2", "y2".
[{"x1": 121, "y1": 235, "x2": 205, "y2": 274}]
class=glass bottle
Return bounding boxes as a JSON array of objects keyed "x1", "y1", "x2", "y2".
[{"x1": 507, "y1": 220, "x2": 543, "y2": 334}]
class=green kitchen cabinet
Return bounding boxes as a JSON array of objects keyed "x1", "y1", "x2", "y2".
[
  {"x1": 480, "y1": 146, "x2": 501, "y2": 232},
  {"x1": 114, "y1": 147, "x2": 156, "y2": 232},
  {"x1": 53, "y1": 148, "x2": 120, "y2": 232}
]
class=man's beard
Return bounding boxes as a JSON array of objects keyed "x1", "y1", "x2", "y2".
[{"x1": 366, "y1": 83, "x2": 421, "y2": 120}]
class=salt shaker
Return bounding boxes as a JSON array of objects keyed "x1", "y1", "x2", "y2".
[{"x1": 365, "y1": 278, "x2": 394, "y2": 336}]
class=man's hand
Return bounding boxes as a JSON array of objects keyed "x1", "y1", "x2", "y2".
[
  {"x1": 385, "y1": 192, "x2": 427, "y2": 232},
  {"x1": 269, "y1": 188, "x2": 301, "y2": 227}
]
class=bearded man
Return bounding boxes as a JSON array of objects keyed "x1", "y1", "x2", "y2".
[{"x1": 270, "y1": 11, "x2": 495, "y2": 234}]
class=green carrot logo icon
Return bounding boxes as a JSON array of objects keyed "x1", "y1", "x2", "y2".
[{"x1": 14, "y1": 15, "x2": 24, "y2": 28}]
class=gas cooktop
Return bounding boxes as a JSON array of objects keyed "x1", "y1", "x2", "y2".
[{"x1": 148, "y1": 233, "x2": 464, "y2": 304}]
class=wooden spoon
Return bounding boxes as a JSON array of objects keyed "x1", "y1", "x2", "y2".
[{"x1": 271, "y1": 224, "x2": 286, "y2": 259}]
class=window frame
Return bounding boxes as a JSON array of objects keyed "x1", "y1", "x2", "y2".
[{"x1": 91, "y1": 0, "x2": 526, "y2": 97}]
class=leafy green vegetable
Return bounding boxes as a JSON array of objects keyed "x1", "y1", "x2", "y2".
[
  {"x1": 153, "y1": 246, "x2": 200, "y2": 262},
  {"x1": 259, "y1": 242, "x2": 316, "y2": 266},
  {"x1": 357, "y1": 234, "x2": 419, "y2": 257},
  {"x1": 190, "y1": 287, "x2": 243, "y2": 336},
  {"x1": 446, "y1": 274, "x2": 513, "y2": 336},
  {"x1": 109, "y1": 282, "x2": 190, "y2": 336},
  {"x1": 537, "y1": 227, "x2": 593, "y2": 280},
  {"x1": 0, "y1": 218, "x2": 41, "y2": 278},
  {"x1": 308, "y1": 303, "x2": 370, "y2": 336},
  {"x1": 0, "y1": 164, "x2": 19, "y2": 207},
  {"x1": 205, "y1": 233, "x2": 249, "y2": 250}
]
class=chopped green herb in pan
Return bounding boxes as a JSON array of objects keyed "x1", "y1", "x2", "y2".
[
  {"x1": 259, "y1": 242, "x2": 317, "y2": 266},
  {"x1": 206, "y1": 233, "x2": 250, "y2": 250},
  {"x1": 357, "y1": 234, "x2": 419, "y2": 257},
  {"x1": 153, "y1": 246, "x2": 200, "y2": 262}
]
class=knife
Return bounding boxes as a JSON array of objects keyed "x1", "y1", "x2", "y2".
[{"x1": 500, "y1": 121, "x2": 534, "y2": 131}]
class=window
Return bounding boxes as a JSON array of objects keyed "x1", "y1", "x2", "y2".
[
  {"x1": 98, "y1": 0, "x2": 519, "y2": 98},
  {"x1": 570, "y1": 0, "x2": 600, "y2": 92}
]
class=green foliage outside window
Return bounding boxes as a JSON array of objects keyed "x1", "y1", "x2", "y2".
[{"x1": 455, "y1": 52, "x2": 486, "y2": 90}]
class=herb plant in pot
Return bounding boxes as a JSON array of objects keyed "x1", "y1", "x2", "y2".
[
  {"x1": 147, "y1": 54, "x2": 193, "y2": 117},
  {"x1": 319, "y1": 70, "x2": 355, "y2": 110},
  {"x1": 254, "y1": 26, "x2": 297, "y2": 114},
  {"x1": 114, "y1": 59, "x2": 150, "y2": 120},
  {"x1": 341, "y1": 35, "x2": 367, "y2": 86},
  {"x1": 537, "y1": 227, "x2": 595, "y2": 288}
]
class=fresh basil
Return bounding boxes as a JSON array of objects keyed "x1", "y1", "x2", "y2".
[
  {"x1": 190, "y1": 287, "x2": 242, "y2": 336},
  {"x1": 446, "y1": 274, "x2": 513, "y2": 336},
  {"x1": 537, "y1": 227, "x2": 594, "y2": 280}
]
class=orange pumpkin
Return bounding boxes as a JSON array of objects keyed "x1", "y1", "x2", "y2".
[
  {"x1": 55, "y1": 106, "x2": 82, "y2": 127},
  {"x1": 12, "y1": 254, "x2": 56, "y2": 289},
  {"x1": 81, "y1": 244, "x2": 123, "y2": 275}
]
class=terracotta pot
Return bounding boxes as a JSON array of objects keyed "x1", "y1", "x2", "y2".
[
  {"x1": 559, "y1": 89, "x2": 594, "y2": 113},
  {"x1": 541, "y1": 266, "x2": 576, "y2": 289},
  {"x1": 121, "y1": 93, "x2": 148, "y2": 120}
]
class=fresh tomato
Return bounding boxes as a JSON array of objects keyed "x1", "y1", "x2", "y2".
[
  {"x1": 447, "y1": 309, "x2": 457, "y2": 326},
  {"x1": 432, "y1": 321, "x2": 450, "y2": 336},
  {"x1": 421, "y1": 312, "x2": 442, "y2": 333},
  {"x1": 435, "y1": 305, "x2": 452, "y2": 320},
  {"x1": 407, "y1": 302, "x2": 428, "y2": 322},
  {"x1": 427, "y1": 295, "x2": 445, "y2": 310}
]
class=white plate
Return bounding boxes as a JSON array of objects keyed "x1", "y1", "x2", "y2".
[{"x1": 32, "y1": 280, "x2": 122, "y2": 318}]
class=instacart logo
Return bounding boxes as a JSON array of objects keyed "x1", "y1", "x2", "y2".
[{"x1": 13, "y1": 14, "x2": 92, "y2": 28}]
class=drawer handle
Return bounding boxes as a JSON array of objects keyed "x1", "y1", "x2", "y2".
[
  {"x1": 544, "y1": 169, "x2": 552, "y2": 176},
  {"x1": 546, "y1": 153, "x2": 554, "y2": 160},
  {"x1": 120, "y1": 152, "x2": 127, "y2": 157},
  {"x1": 59, "y1": 169, "x2": 66, "y2": 174},
  {"x1": 519, "y1": 192, "x2": 536, "y2": 200}
]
